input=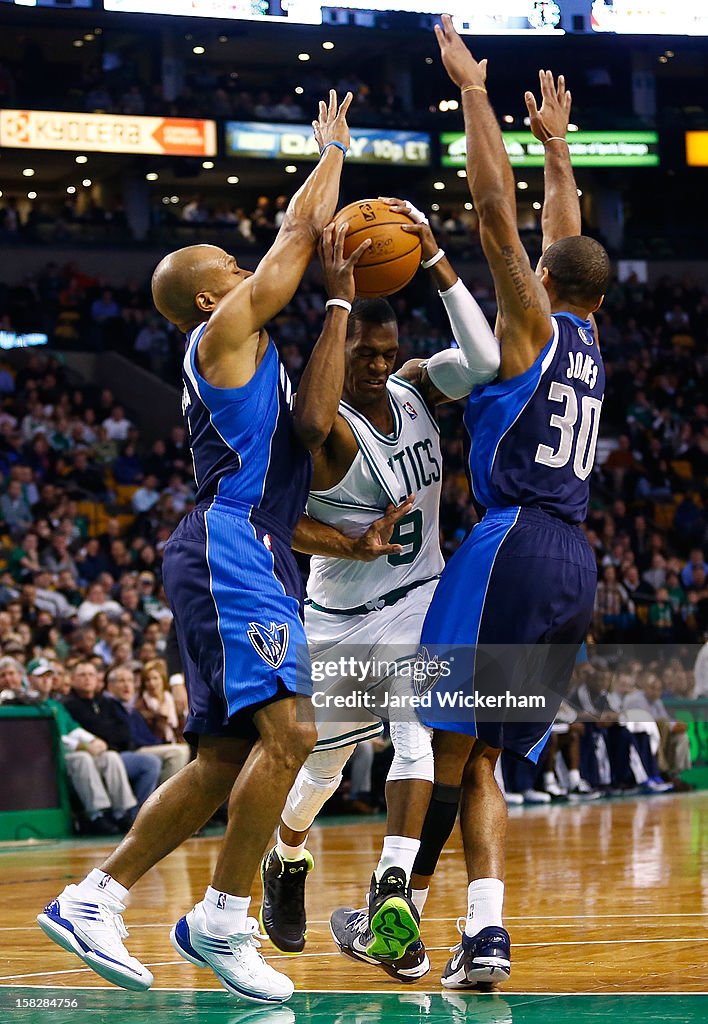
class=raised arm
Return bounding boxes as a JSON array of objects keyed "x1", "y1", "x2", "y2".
[
  {"x1": 434, "y1": 16, "x2": 551, "y2": 380},
  {"x1": 525, "y1": 70, "x2": 580, "y2": 252},
  {"x1": 203, "y1": 90, "x2": 352, "y2": 354},
  {"x1": 381, "y1": 197, "x2": 499, "y2": 403},
  {"x1": 293, "y1": 221, "x2": 370, "y2": 452}
]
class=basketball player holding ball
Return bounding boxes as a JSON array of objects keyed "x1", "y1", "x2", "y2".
[{"x1": 259, "y1": 198, "x2": 502, "y2": 979}]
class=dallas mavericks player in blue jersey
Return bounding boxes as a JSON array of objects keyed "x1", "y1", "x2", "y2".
[
  {"x1": 415, "y1": 22, "x2": 611, "y2": 988},
  {"x1": 37, "y1": 91, "x2": 370, "y2": 1004}
]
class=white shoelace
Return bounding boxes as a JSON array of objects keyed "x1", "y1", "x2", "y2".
[
  {"x1": 224, "y1": 918, "x2": 269, "y2": 968},
  {"x1": 449, "y1": 916, "x2": 467, "y2": 953}
]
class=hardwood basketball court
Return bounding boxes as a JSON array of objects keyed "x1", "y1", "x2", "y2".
[{"x1": 2, "y1": 792, "x2": 707, "y2": 1022}]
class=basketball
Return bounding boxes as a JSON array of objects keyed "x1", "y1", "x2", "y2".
[{"x1": 331, "y1": 198, "x2": 422, "y2": 298}]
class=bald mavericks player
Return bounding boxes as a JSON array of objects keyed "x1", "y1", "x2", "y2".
[{"x1": 37, "y1": 91, "x2": 367, "y2": 1004}]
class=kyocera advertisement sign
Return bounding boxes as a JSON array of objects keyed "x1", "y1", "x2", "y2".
[
  {"x1": 0, "y1": 109, "x2": 217, "y2": 157},
  {"x1": 225, "y1": 121, "x2": 431, "y2": 166},
  {"x1": 441, "y1": 131, "x2": 660, "y2": 168}
]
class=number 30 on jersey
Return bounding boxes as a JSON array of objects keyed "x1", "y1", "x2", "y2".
[{"x1": 535, "y1": 381, "x2": 602, "y2": 482}]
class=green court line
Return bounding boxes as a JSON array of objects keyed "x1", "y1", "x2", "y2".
[{"x1": 1, "y1": 987, "x2": 706, "y2": 1024}]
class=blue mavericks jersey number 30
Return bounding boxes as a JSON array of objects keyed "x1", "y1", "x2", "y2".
[{"x1": 465, "y1": 312, "x2": 605, "y2": 524}]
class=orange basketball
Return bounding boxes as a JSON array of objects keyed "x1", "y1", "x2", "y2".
[{"x1": 331, "y1": 198, "x2": 422, "y2": 298}]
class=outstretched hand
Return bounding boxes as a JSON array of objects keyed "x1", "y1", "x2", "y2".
[
  {"x1": 379, "y1": 197, "x2": 439, "y2": 262},
  {"x1": 351, "y1": 497, "x2": 415, "y2": 561},
  {"x1": 319, "y1": 221, "x2": 371, "y2": 304},
  {"x1": 525, "y1": 70, "x2": 572, "y2": 143},
  {"x1": 434, "y1": 13, "x2": 487, "y2": 90},
  {"x1": 312, "y1": 89, "x2": 353, "y2": 154}
]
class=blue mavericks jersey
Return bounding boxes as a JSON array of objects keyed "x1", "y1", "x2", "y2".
[
  {"x1": 182, "y1": 323, "x2": 312, "y2": 533},
  {"x1": 465, "y1": 312, "x2": 604, "y2": 524}
]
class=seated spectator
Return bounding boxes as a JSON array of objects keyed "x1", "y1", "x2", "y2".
[
  {"x1": 63, "y1": 660, "x2": 161, "y2": 808},
  {"x1": 30, "y1": 658, "x2": 136, "y2": 834},
  {"x1": 104, "y1": 664, "x2": 189, "y2": 785},
  {"x1": 77, "y1": 582, "x2": 124, "y2": 624},
  {"x1": 112, "y1": 441, "x2": 143, "y2": 485},
  {"x1": 594, "y1": 565, "x2": 636, "y2": 639},
  {"x1": 102, "y1": 405, "x2": 132, "y2": 443},
  {"x1": 648, "y1": 587, "x2": 677, "y2": 641},
  {"x1": 135, "y1": 658, "x2": 182, "y2": 742},
  {"x1": 132, "y1": 473, "x2": 160, "y2": 514},
  {"x1": 90, "y1": 289, "x2": 121, "y2": 323},
  {"x1": 625, "y1": 670, "x2": 691, "y2": 785},
  {"x1": 1, "y1": 479, "x2": 33, "y2": 538},
  {"x1": 681, "y1": 548, "x2": 708, "y2": 589}
]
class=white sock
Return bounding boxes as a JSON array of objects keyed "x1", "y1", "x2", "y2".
[
  {"x1": 411, "y1": 887, "x2": 429, "y2": 918},
  {"x1": 543, "y1": 771, "x2": 556, "y2": 788},
  {"x1": 202, "y1": 886, "x2": 250, "y2": 936},
  {"x1": 465, "y1": 878, "x2": 504, "y2": 936},
  {"x1": 277, "y1": 827, "x2": 307, "y2": 861},
  {"x1": 75, "y1": 868, "x2": 129, "y2": 905},
  {"x1": 375, "y1": 835, "x2": 421, "y2": 883},
  {"x1": 568, "y1": 769, "x2": 581, "y2": 789}
]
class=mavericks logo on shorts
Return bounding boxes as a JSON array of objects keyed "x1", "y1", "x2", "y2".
[
  {"x1": 247, "y1": 621, "x2": 289, "y2": 670},
  {"x1": 413, "y1": 645, "x2": 446, "y2": 697}
]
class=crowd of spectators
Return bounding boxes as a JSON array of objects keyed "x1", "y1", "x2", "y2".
[{"x1": 0, "y1": 257, "x2": 706, "y2": 827}]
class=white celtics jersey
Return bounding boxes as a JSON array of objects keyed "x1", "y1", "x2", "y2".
[{"x1": 307, "y1": 375, "x2": 444, "y2": 611}]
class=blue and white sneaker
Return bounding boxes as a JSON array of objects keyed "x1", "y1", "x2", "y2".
[
  {"x1": 170, "y1": 904, "x2": 294, "y2": 1003},
  {"x1": 641, "y1": 776, "x2": 673, "y2": 794},
  {"x1": 36, "y1": 884, "x2": 153, "y2": 991},
  {"x1": 441, "y1": 918, "x2": 511, "y2": 988}
]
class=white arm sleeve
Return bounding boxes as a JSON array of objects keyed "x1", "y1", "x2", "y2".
[{"x1": 425, "y1": 278, "x2": 500, "y2": 400}]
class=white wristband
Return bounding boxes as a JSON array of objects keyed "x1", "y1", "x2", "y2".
[
  {"x1": 421, "y1": 248, "x2": 445, "y2": 270},
  {"x1": 325, "y1": 298, "x2": 352, "y2": 313}
]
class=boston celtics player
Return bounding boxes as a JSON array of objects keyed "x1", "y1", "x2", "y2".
[{"x1": 259, "y1": 198, "x2": 501, "y2": 979}]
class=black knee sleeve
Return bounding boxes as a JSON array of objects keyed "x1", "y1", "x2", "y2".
[{"x1": 412, "y1": 783, "x2": 461, "y2": 877}]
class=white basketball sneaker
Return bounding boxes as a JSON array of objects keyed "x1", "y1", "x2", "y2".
[
  {"x1": 37, "y1": 884, "x2": 153, "y2": 991},
  {"x1": 170, "y1": 904, "x2": 294, "y2": 1003}
]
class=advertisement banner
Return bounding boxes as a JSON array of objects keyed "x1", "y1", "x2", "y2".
[
  {"x1": 0, "y1": 109, "x2": 217, "y2": 157},
  {"x1": 441, "y1": 130, "x2": 659, "y2": 168},
  {"x1": 225, "y1": 121, "x2": 431, "y2": 166}
]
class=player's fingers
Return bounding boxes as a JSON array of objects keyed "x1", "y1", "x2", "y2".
[
  {"x1": 348, "y1": 237, "x2": 372, "y2": 266},
  {"x1": 338, "y1": 91, "x2": 353, "y2": 119},
  {"x1": 319, "y1": 99, "x2": 327, "y2": 124},
  {"x1": 381, "y1": 497, "x2": 414, "y2": 524},
  {"x1": 565, "y1": 90, "x2": 572, "y2": 112},
  {"x1": 540, "y1": 69, "x2": 552, "y2": 101},
  {"x1": 434, "y1": 22, "x2": 445, "y2": 47},
  {"x1": 378, "y1": 544, "x2": 403, "y2": 556},
  {"x1": 334, "y1": 221, "x2": 348, "y2": 261},
  {"x1": 328, "y1": 88, "x2": 337, "y2": 120},
  {"x1": 401, "y1": 223, "x2": 423, "y2": 234},
  {"x1": 558, "y1": 73, "x2": 566, "y2": 99},
  {"x1": 524, "y1": 91, "x2": 538, "y2": 118},
  {"x1": 479, "y1": 58, "x2": 488, "y2": 78}
]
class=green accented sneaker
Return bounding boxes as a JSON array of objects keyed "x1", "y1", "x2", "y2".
[
  {"x1": 365, "y1": 867, "x2": 420, "y2": 959},
  {"x1": 259, "y1": 846, "x2": 314, "y2": 955}
]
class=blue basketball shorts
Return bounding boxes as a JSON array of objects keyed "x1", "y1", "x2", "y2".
[
  {"x1": 418, "y1": 506, "x2": 597, "y2": 762},
  {"x1": 162, "y1": 497, "x2": 311, "y2": 742}
]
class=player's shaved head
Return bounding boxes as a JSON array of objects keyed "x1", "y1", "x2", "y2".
[
  {"x1": 541, "y1": 236, "x2": 610, "y2": 310},
  {"x1": 347, "y1": 298, "x2": 398, "y2": 340},
  {"x1": 151, "y1": 244, "x2": 241, "y2": 331}
]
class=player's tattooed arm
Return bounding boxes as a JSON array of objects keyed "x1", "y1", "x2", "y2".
[
  {"x1": 293, "y1": 499, "x2": 413, "y2": 561},
  {"x1": 434, "y1": 15, "x2": 550, "y2": 379},
  {"x1": 525, "y1": 70, "x2": 581, "y2": 254}
]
